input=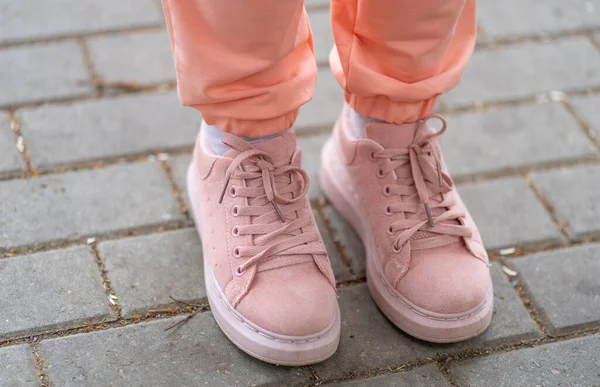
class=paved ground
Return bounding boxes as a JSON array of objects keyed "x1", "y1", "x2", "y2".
[{"x1": 1, "y1": 1, "x2": 600, "y2": 386}]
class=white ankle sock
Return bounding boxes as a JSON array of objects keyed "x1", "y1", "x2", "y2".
[
  {"x1": 348, "y1": 107, "x2": 385, "y2": 139},
  {"x1": 203, "y1": 121, "x2": 294, "y2": 156}
]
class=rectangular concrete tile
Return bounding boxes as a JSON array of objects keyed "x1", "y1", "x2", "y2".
[
  {"x1": 39, "y1": 314, "x2": 312, "y2": 386},
  {"x1": 531, "y1": 165, "x2": 600, "y2": 240},
  {"x1": 443, "y1": 39, "x2": 600, "y2": 108},
  {"x1": 0, "y1": 113, "x2": 25, "y2": 178},
  {"x1": 0, "y1": 0, "x2": 162, "y2": 44},
  {"x1": 0, "y1": 161, "x2": 184, "y2": 249},
  {"x1": 329, "y1": 364, "x2": 450, "y2": 387},
  {"x1": 321, "y1": 204, "x2": 366, "y2": 279},
  {"x1": 87, "y1": 30, "x2": 175, "y2": 85},
  {"x1": 20, "y1": 92, "x2": 199, "y2": 170},
  {"x1": 310, "y1": 11, "x2": 334, "y2": 65},
  {"x1": 98, "y1": 229, "x2": 205, "y2": 316},
  {"x1": 313, "y1": 209, "x2": 353, "y2": 283},
  {"x1": 443, "y1": 103, "x2": 596, "y2": 178},
  {"x1": 169, "y1": 154, "x2": 193, "y2": 213},
  {"x1": 451, "y1": 335, "x2": 600, "y2": 387},
  {"x1": 0, "y1": 42, "x2": 92, "y2": 107},
  {"x1": 0, "y1": 345, "x2": 39, "y2": 386},
  {"x1": 296, "y1": 70, "x2": 342, "y2": 133},
  {"x1": 314, "y1": 284, "x2": 436, "y2": 381},
  {"x1": 510, "y1": 243, "x2": 600, "y2": 335},
  {"x1": 478, "y1": 0, "x2": 600, "y2": 39},
  {"x1": 298, "y1": 133, "x2": 330, "y2": 201},
  {"x1": 0, "y1": 246, "x2": 112, "y2": 339},
  {"x1": 457, "y1": 177, "x2": 565, "y2": 250},
  {"x1": 571, "y1": 94, "x2": 600, "y2": 140}
]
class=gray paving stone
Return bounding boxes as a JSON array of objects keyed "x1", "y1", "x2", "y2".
[
  {"x1": 98, "y1": 229, "x2": 205, "y2": 316},
  {"x1": 314, "y1": 284, "x2": 436, "y2": 380},
  {"x1": 20, "y1": 92, "x2": 199, "y2": 170},
  {"x1": 510, "y1": 243, "x2": 600, "y2": 335},
  {"x1": 169, "y1": 154, "x2": 193, "y2": 212},
  {"x1": 87, "y1": 30, "x2": 175, "y2": 85},
  {"x1": 0, "y1": 113, "x2": 25, "y2": 178},
  {"x1": 0, "y1": 161, "x2": 183, "y2": 249},
  {"x1": 310, "y1": 11, "x2": 334, "y2": 64},
  {"x1": 0, "y1": 246, "x2": 112, "y2": 339},
  {"x1": 443, "y1": 39, "x2": 600, "y2": 108},
  {"x1": 451, "y1": 334, "x2": 600, "y2": 387},
  {"x1": 298, "y1": 132, "x2": 329, "y2": 201},
  {"x1": 0, "y1": 42, "x2": 92, "y2": 107},
  {"x1": 443, "y1": 103, "x2": 596, "y2": 178},
  {"x1": 0, "y1": 0, "x2": 162, "y2": 44},
  {"x1": 296, "y1": 69, "x2": 343, "y2": 132},
  {"x1": 313, "y1": 209, "x2": 353, "y2": 283},
  {"x1": 0, "y1": 345, "x2": 39, "y2": 387},
  {"x1": 571, "y1": 94, "x2": 600, "y2": 140},
  {"x1": 321, "y1": 204, "x2": 366, "y2": 279},
  {"x1": 478, "y1": 0, "x2": 600, "y2": 39},
  {"x1": 329, "y1": 364, "x2": 450, "y2": 387},
  {"x1": 531, "y1": 165, "x2": 600, "y2": 240},
  {"x1": 39, "y1": 314, "x2": 312, "y2": 387},
  {"x1": 457, "y1": 177, "x2": 565, "y2": 250}
]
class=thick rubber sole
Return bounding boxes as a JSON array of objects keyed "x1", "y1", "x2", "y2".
[
  {"x1": 320, "y1": 138, "x2": 493, "y2": 343},
  {"x1": 187, "y1": 162, "x2": 341, "y2": 365}
]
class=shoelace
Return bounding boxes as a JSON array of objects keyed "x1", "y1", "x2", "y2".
[
  {"x1": 373, "y1": 115, "x2": 472, "y2": 252},
  {"x1": 218, "y1": 134, "x2": 327, "y2": 277}
]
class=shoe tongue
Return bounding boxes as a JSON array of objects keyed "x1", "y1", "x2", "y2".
[
  {"x1": 249, "y1": 132, "x2": 297, "y2": 165},
  {"x1": 365, "y1": 122, "x2": 420, "y2": 148}
]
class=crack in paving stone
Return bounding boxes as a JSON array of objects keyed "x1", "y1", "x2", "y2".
[
  {"x1": 160, "y1": 158, "x2": 191, "y2": 221},
  {"x1": 525, "y1": 177, "x2": 573, "y2": 241},
  {"x1": 29, "y1": 341, "x2": 51, "y2": 387},
  {"x1": 475, "y1": 27, "x2": 600, "y2": 49},
  {"x1": 90, "y1": 243, "x2": 122, "y2": 318},
  {"x1": 6, "y1": 111, "x2": 32, "y2": 174}
]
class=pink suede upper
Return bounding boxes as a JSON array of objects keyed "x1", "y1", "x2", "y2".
[
  {"x1": 191, "y1": 131, "x2": 338, "y2": 336},
  {"x1": 332, "y1": 106, "x2": 491, "y2": 315}
]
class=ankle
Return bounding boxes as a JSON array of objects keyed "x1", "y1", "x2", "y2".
[
  {"x1": 202, "y1": 121, "x2": 294, "y2": 155},
  {"x1": 347, "y1": 106, "x2": 386, "y2": 139}
]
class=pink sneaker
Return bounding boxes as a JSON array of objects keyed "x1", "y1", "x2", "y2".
[
  {"x1": 187, "y1": 127, "x2": 340, "y2": 365},
  {"x1": 320, "y1": 106, "x2": 493, "y2": 343}
]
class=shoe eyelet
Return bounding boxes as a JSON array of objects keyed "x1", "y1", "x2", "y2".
[
  {"x1": 392, "y1": 244, "x2": 401, "y2": 253},
  {"x1": 231, "y1": 205, "x2": 239, "y2": 216},
  {"x1": 383, "y1": 185, "x2": 392, "y2": 196},
  {"x1": 387, "y1": 225, "x2": 394, "y2": 235},
  {"x1": 229, "y1": 186, "x2": 237, "y2": 197},
  {"x1": 368, "y1": 151, "x2": 376, "y2": 161},
  {"x1": 376, "y1": 168, "x2": 385, "y2": 178},
  {"x1": 232, "y1": 226, "x2": 240, "y2": 236},
  {"x1": 233, "y1": 246, "x2": 241, "y2": 257},
  {"x1": 384, "y1": 205, "x2": 393, "y2": 216},
  {"x1": 234, "y1": 266, "x2": 245, "y2": 276}
]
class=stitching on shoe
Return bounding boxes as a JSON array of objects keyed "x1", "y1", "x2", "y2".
[{"x1": 209, "y1": 271, "x2": 334, "y2": 344}]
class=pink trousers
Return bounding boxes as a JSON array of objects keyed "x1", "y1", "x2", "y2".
[{"x1": 161, "y1": 0, "x2": 476, "y2": 138}]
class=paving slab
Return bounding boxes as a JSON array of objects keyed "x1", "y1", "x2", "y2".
[
  {"x1": 298, "y1": 132, "x2": 329, "y2": 201},
  {"x1": 0, "y1": 161, "x2": 183, "y2": 249},
  {"x1": 321, "y1": 204, "x2": 366, "y2": 279},
  {"x1": 0, "y1": 246, "x2": 112, "y2": 339},
  {"x1": 0, "y1": 344, "x2": 40, "y2": 386},
  {"x1": 98, "y1": 229, "x2": 205, "y2": 316},
  {"x1": 443, "y1": 38, "x2": 600, "y2": 108},
  {"x1": 451, "y1": 334, "x2": 600, "y2": 387},
  {"x1": 531, "y1": 165, "x2": 600, "y2": 240},
  {"x1": 39, "y1": 314, "x2": 312, "y2": 387},
  {"x1": 296, "y1": 69, "x2": 342, "y2": 133},
  {"x1": 313, "y1": 284, "x2": 437, "y2": 380},
  {"x1": 310, "y1": 10, "x2": 334, "y2": 64},
  {"x1": 457, "y1": 177, "x2": 565, "y2": 250},
  {"x1": 443, "y1": 103, "x2": 596, "y2": 178},
  {"x1": 0, "y1": 0, "x2": 162, "y2": 44},
  {"x1": 478, "y1": 0, "x2": 600, "y2": 39},
  {"x1": 0, "y1": 42, "x2": 92, "y2": 107},
  {"x1": 510, "y1": 243, "x2": 600, "y2": 335},
  {"x1": 571, "y1": 94, "x2": 600, "y2": 140},
  {"x1": 329, "y1": 364, "x2": 450, "y2": 386},
  {"x1": 87, "y1": 30, "x2": 175, "y2": 85},
  {"x1": 0, "y1": 113, "x2": 25, "y2": 178},
  {"x1": 313, "y1": 209, "x2": 353, "y2": 283},
  {"x1": 20, "y1": 92, "x2": 199, "y2": 170},
  {"x1": 169, "y1": 154, "x2": 193, "y2": 213}
]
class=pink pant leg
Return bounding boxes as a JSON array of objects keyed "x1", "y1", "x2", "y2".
[
  {"x1": 329, "y1": 0, "x2": 477, "y2": 124},
  {"x1": 161, "y1": 0, "x2": 316, "y2": 137}
]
